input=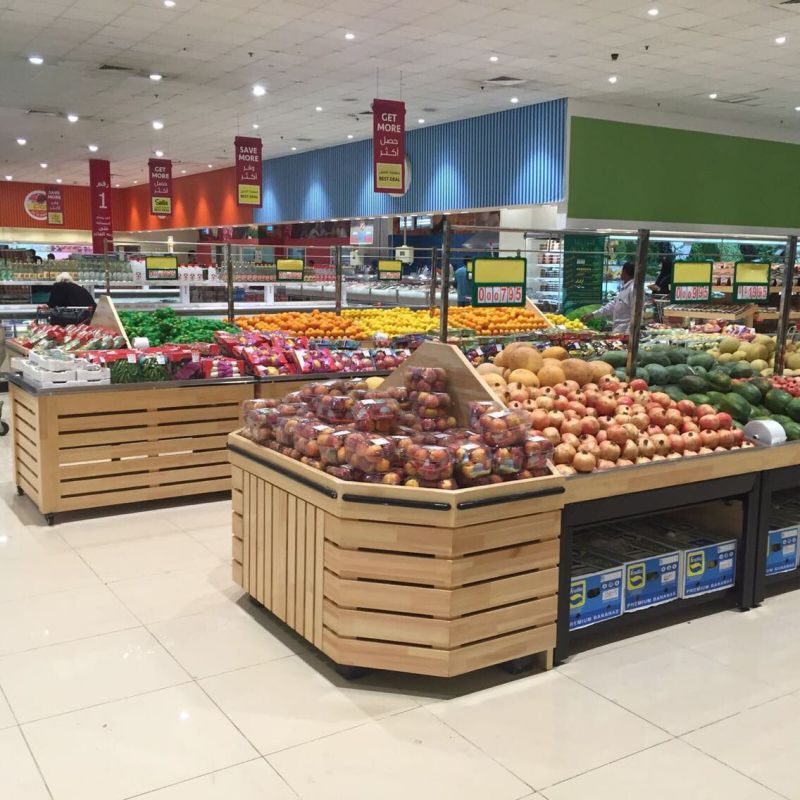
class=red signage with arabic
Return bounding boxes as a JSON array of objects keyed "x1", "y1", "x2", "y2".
[
  {"x1": 148, "y1": 158, "x2": 173, "y2": 216},
  {"x1": 89, "y1": 159, "x2": 113, "y2": 254},
  {"x1": 234, "y1": 136, "x2": 262, "y2": 207},
  {"x1": 373, "y1": 98, "x2": 405, "y2": 194},
  {"x1": 46, "y1": 187, "x2": 63, "y2": 225}
]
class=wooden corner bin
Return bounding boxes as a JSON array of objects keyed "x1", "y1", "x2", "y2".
[{"x1": 229, "y1": 431, "x2": 566, "y2": 678}]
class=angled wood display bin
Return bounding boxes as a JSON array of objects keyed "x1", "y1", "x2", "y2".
[
  {"x1": 9, "y1": 375, "x2": 254, "y2": 523},
  {"x1": 230, "y1": 342, "x2": 566, "y2": 677}
]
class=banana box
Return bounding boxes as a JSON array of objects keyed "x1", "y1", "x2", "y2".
[
  {"x1": 766, "y1": 508, "x2": 799, "y2": 576},
  {"x1": 569, "y1": 548, "x2": 624, "y2": 630},
  {"x1": 580, "y1": 528, "x2": 680, "y2": 613},
  {"x1": 630, "y1": 519, "x2": 736, "y2": 599}
]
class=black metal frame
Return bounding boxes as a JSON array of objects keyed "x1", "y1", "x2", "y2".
[{"x1": 555, "y1": 471, "x2": 762, "y2": 664}]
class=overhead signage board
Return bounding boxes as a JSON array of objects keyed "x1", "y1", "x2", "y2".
[
  {"x1": 378, "y1": 259, "x2": 402, "y2": 281},
  {"x1": 670, "y1": 261, "x2": 713, "y2": 304},
  {"x1": 471, "y1": 257, "x2": 527, "y2": 307},
  {"x1": 733, "y1": 261, "x2": 770, "y2": 304},
  {"x1": 145, "y1": 255, "x2": 178, "y2": 280},
  {"x1": 276, "y1": 258, "x2": 304, "y2": 282},
  {"x1": 373, "y1": 98, "x2": 406, "y2": 193}
]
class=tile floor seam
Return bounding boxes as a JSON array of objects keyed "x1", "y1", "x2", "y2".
[
  {"x1": 118, "y1": 756, "x2": 266, "y2": 800},
  {"x1": 0, "y1": 622, "x2": 144, "y2": 658},
  {"x1": 257, "y1": 755, "x2": 303, "y2": 799},
  {"x1": 679, "y1": 736, "x2": 790, "y2": 800},
  {"x1": 18, "y1": 678, "x2": 197, "y2": 727},
  {"x1": 183, "y1": 650, "x2": 298, "y2": 681}
]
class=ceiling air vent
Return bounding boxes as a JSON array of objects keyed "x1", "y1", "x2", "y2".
[
  {"x1": 98, "y1": 63, "x2": 135, "y2": 72},
  {"x1": 26, "y1": 109, "x2": 58, "y2": 117},
  {"x1": 717, "y1": 95, "x2": 763, "y2": 106},
  {"x1": 296, "y1": 137, "x2": 314, "y2": 142},
  {"x1": 484, "y1": 76, "x2": 524, "y2": 86}
]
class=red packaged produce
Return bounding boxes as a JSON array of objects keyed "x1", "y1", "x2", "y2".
[
  {"x1": 391, "y1": 428, "x2": 424, "y2": 460},
  {"x1": 345, "y1": 432, "x2": 397, "y2": 474},
  {"x1": 453, "y1": 441, "x2": 492, "y2": 481},
  {"x1": 297, "y1": 379, "x2": 350, "y2": 403},
  {"x1": 316, "y1": 393, "x2": 356, "y2": 423},
  {"x1": 260, "y1": 401, "x2": 311, "y2": 428},
  {"x1": 405, "y1": 366, "x2": 447, "y2": 393},
  {"x1": 363, "y1": 470, "x2": 404, "y2": 485},
  {"x1": 492, "y1": 446, "x2": 525, "y2": 476},
  {"x1": 325, "y1": 464, "x2": 365, "y2": 481},
  {"x1": 300, "y1": 456, "x2": 323, "y2": 471},
  {"x1": 293, "y1": 420, "x2": 334, "y2": 459},
  {"x1": 403, "y1": 477, "x2": 457, "y2": 490},
  {"x1": 352, "y1": 398, "x2": 401, "y2": 433},
  {"x1": 368, "y1": 386, "x2": 409, "y2": 404},
  {"x1": 410, "y1": 391, "x2": 452, "y2": 419},
  {"x1": 416, "y1": 415, "x2": 457, "y2": 433},
  {"x1": 405, "y1": 444, "x2": 454, "y2": 481},
  {"x1": 468, "y1": 401, "x2": 497, "y2": 430},
  {"x1": 275, "y1": 415, "x2": 304, "y2": 447},
  {"x1": 318, "y1": 428, "x2": 351, "y2": 466},
  {"x1": 244, "y1": 423, "x2": 272, "y2": 444},
  {"x1": 522, "y1": 435, "x2": 554, "y2": 471},
  {"x1": 474, "y1": 408, "x2": 531, "y2": 447},
  {"x1": 242, "y1": 398, "x2": 278, "y2": 415}
]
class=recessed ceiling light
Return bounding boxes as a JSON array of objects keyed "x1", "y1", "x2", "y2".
[
  {"x1": 181, "y1": 169, "x2": 186, "y2": 173},
  {"x1": 345, "y1": 32, "x2": 355, "y2": 40},
  {"x1": 56, "y1": 178, "x2": 62, "y2": 183},
  {"x1": 776, "y1": 35, "x2": 787, "y2": 45},
  {"x1": 134, "y1": 179, "x2": 138, "y2": 183},
  {"x1": 252, "y1": 84, "x2": 267, "y2": 97},
  {"x1": 647, "y1": 8, "x2": 659, "y2": 16},
  {"x1": 207, "y1": 164, "x2": 213, "y2": 168},
  {"x1": 115, "y1": 183, "x2": 120, "y2": 187},
  {"x1": 489, "y1": 55, "x2": 499, "y2": 62},
  {"x1": 67, "y1": 113, "x2": 79, "y2": 123},
  {"x1": 88, "y1": 144, "x2": 98, "y2": 152},
  {"x1": 28, "y1": 55, "x2": 44, "y2": 65},
  {"x1": 510, "y1": 96, "x2": 519, "y2": 103},
  {"x1": 795, "y1": 105, "x2": 800, "y2": 111},
  {"x1": 347, "y1": 134, "x2": 353, "y2": 139},
  {"x1": 315, "y1": 105, "x2": 323, "y2": 112},
  {"x1": 164, "y1": 0, "x2": 175, "y2": 7},
  {"x1": 418, "y1": 118, "x2": 425, "y2": 124},
  {"x1": 709, "y1": 92, "x2": 718, "y2": 99},
  {"x1": 150, "y1": 73, "x2": 162, "y2": 81},
  {"x1": 154, "y1": 149, "x2": 164, "y2": 157},
  {"x1": 16, "y1": 138, "x2": 26, "y2": 145},
  {"x1": 291, "y1": 146, "x2": 297, "y2": 151},
  {"x1": 5, "y1": 175, "x2": 12, "y2": 181},
  {"x1": 40, "y1": 162, "x2": 47, "y2": 169},
  {"x1": 608, "y1": 75, "x2": 618, "y2": 84},
  {"x1": 252, "y1": 123, "x2": 259, "y2": 129},
  {"x1": 152, "y1": 120, "x2": 164, "y2": 130}
]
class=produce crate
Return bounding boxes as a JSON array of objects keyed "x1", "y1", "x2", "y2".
[{"x1": 9, "y1": 376, "x2": 254, "y2": 523}]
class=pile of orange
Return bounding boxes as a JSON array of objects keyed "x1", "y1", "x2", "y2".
[
  {"x1": 234, "y1": 311, "x2": 367, "y2": 339},
  {"x1": 446, "y1": 306, "x2": 549, "y2": 335}
]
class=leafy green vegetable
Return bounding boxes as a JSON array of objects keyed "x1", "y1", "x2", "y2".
[{"x1": 119, "y1": 308, "x2": 237, "y2": 346}]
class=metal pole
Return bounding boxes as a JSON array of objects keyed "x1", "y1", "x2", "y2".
[
  {"x1": 774, "y1": 234, "x2": 797, "y2": 377},
  {"x1": 334, "y1": 244, "x2": 343, "y2": 314},
  {"x1": 438, "y1": 219, "x2": 452, "y2": 342},
  {"x1": 103, "y1": 238, "x2": 110, "y2": 295},
  {"x1": 625, "y1": 228, "x2": 650, "y2": 382},
  {"x1": 226, "y1": 243, "x2": 234, "y2": 324},
  {"x1": 428, "y1": 247, "x2": 437, "y2": 313}
]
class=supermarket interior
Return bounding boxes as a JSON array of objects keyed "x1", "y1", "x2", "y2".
[{"x1": 6, "y1": 2, "x2": 800, "y2": 799}]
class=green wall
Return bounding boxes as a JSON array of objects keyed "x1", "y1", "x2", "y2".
[{"x1": 568, "y1": 116, "x2": 800, "y2": 229}]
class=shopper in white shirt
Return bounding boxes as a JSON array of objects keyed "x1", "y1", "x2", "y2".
[{"x1": 582, "y1": 261, "x2": 636, "y2": 334}]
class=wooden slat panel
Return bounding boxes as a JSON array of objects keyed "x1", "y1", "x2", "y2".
[
  {"x1": 13, "y1": 416, "x2": 37, "y2": 443},
  {"x1": 272, "y1": 488, "x2": 288, "y2": 622},
  {"x1": 325, "y1": 572, "x2": 451, "y2": 618},
  {"x1": 231, "y1": 466, "x2": 243, "y2": 492},
  {"x1": 57, "y1": 418, "x2": 235, "y2": 448},
  {"x1": 57, "y1": 411, "x2": 153, "y2": 432},
  {"x1": 232, "y1": 561, "x2": 243, "y2": 585},
  {"x1": 58, "y1": 463, "x2": 231, "y2": 496},
  {"x1": 451, "y1": 511, "x2": 560, "y2": 556},
  {"x1": 59, "y1": 450, "x2": 229, "y2": 480},
  {"x1": 13, "y1": 402, "x2": 37, "y2": 431},
  {"x1": 153, "y1": 405, "x2": 242, "y2": 425},
  {"x1": 240, "y1": 483, "x2": 249, "y2": 593},
  {"x1": 255, "y1": 476, "x2": 263, "y2": 605},
  {"x1": 449, "y1": 596, "x2": 557, "y2": 647},
  {"x1": 295, "y1": 498, "x2": 306, "y2": 637},
  {"x1": 448, "y1": 624, "x2": 555, "y2": 677},
  {"x1": 286, "y1": 496, "x2": 297, "y2": 629},
  {"x1": 232, "y1": 537, "x2": 243, "y2": 563},
  {"x1": 450, "y1": 568, "x2": 559, "y2": 617},
  {"x1": 305, "y1": 503, "x2": 315, "y2": 637},
  {"x1": 232, "y1": 488, "x2": 243, "y2": 515},
  {"x1": 58, "y1": 435, "x2": 229, "y2": 463},
  {"x1": 314, "y1": 510, "x2": 324, "y2": 648},
  {"x1": 249, "y1": 473, "x2": 258, "y2": 600},
  {"x1": 232, "y1": 511, "x2": 243, "y2": 540},
  {"x1": 263, "y1": 479, "x2": 273, "y2": 610},
  {"x1": 451, "y1": 539, "x2": 560, "y2": 586}
]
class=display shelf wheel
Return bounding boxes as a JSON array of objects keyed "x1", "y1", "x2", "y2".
[
  {"x1": 501, "y1": 655, "x2": 537, "y2": 675},
  {"x1": 0, "y1": 421, "x2": 8, "y2": 436},
  {"x1": 16, "y1": 485, "x2": 24, "y2": 496},
  {"x1": 335, "y1": 664, "x2": 372, "y2": 681},
  {"x1": 45, "y1": 513, "x2": 55, "y2": 527}
]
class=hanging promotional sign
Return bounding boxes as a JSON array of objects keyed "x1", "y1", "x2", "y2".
[
  {"x1": 670, "y1": 261, "x2": 713, "y2": 304},
  {"x1": 732, "y1": 261, "x2": 771, "y2": 304},
  {"x1": 378, "y1": 259, "x2": 402, "y2": 281},
  {"x1": 234, "y1": 136, "x2": 262, "y2": 207},
  {"x1": 145, "y1": 255, "x2": 178, "y2": 281},
  {"x1": 46, "y1": 187, "x2": 64, "y2": 225},
  {"x1": 471, "y1": 258, "x2": 527, "y2": 307},
  {"x1": 276, "y1": 258, "x2": 304, "y2": 282},
  {"x1": 23, "y1": 189, "x2": 48, "y2": 221},
  {"x1": 89, "y1": 159, "x2": 113, "y2": 254},
  {"x1": 373, "y1": 98, "x2": 405, "y2": 193},
  {"x1": 148, "y1": 158, "x2": 173, "y2": 216}
]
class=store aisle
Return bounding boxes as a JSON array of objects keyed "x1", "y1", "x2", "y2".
[{"x1": 0, "y1": 402, "x2": 796, "y2": 800}]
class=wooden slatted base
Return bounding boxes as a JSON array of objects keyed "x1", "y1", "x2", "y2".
[
  {"x1": 10, "y1": 381, "x2": 253, "y2": 517},
  {"x1": 230, "y1": 433, "x2": 564, "y2": 678}
]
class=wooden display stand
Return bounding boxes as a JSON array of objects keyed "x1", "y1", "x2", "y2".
[
  {"x1": 663, "y1": 304, "x2": 757, "y2": 328},
  {"x1": 10, "y1": 377, "x2": 253, "y2": 523},
  {"x1": 230, "y1": 342, "x2": 564, "y2": 677}
]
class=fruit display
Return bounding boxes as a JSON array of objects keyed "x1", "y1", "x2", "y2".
[
  {"x1": 235, "y1": 310, "x2": 368, "y2": 339},
  {"x1": 119, "y1": 308, "x2": 237, "y2": 345},
  {"x1": 341, "y1": 308, "x2": 437, "y2": 337},
  {"x1": 544, "y1": 313, "x2": 587, "y2": 331},
  {"x1": 241, "y1": 366, "x2": 553, "y2": 487},
  {"x1": 446, "y1": 306, "x2": 549, "y2": 335},
  {"x1": 14, "y1": 322, "x2": 126, "y2": 353}
]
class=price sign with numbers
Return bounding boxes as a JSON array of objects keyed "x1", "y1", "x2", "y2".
[
  {"x1": 145, "y1": 255, "x2": 178, "y2": 281},
  {"x1": 733, "y1": 262, "x2": 770, "y2": 304},
  {"x1": 670, "y1": 261, "x2": 713, "y2": 304},
  {"x1": 378, "y1": 259, "x2": 402, "y2": 281},
  {"x1": 276, "y1": 259, "x2": 304, "y2": 282},
  {"x1": 471, "y1": 257, "x2": 527, "y2": 307}
]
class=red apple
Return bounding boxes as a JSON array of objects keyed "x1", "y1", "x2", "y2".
[
  {"x1": 699, "y1": 429, "x2": 719, "y2": 449},
  {"x1": 677, "y1": 399, "x2": 697, "y2": 417},
  {"x1": 682, "y1": 431, "x2": 701, "y2": 452},
  {"x1": 699, "y1": 414, "x2": 720, "y2": 431}
]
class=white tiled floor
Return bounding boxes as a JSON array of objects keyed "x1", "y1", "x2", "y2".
[{"x1": 0, "y1": 396, "x2": 796, "y2": 800}]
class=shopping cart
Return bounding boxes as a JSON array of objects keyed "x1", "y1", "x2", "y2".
[
  {"x1": 0, "y1": 400, "x2": 8, "y2": 436},
  {"x1": 652, "y1": 296, "x2": 671, "y2": 324}
]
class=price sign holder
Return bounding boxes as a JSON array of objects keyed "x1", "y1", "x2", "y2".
[
  {"x1": 466, "y1": 259, "x2": 473, "y2": 280},
  {"x1": 276, "y1": 258, "x2": 305, "y2": 282},
  {"x1": 378, "y1": 259, "x2": 402, "y2": 281},
  {"x1": 145, "y1": 255, "x2": 178, "y2": 281},
  {"x1": 733, "y1": 261, "x2": 770, "y2": 304},
  {"x1": 471, "y1": 257, "x2": 527, "y2": 307},
  {"x1": 670, "y1": 261, "x2": 713, "y2": 304}
]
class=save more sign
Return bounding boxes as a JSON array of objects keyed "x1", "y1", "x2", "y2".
[
  {"x1": 373, "y1": 98, "x2": 405, "y2": 194},
  {"x1": 235, "y1": 136, "x2": 262, "y2": 207}
]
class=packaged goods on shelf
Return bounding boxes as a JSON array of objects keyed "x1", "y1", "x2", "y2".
[
  {"x1": 19, "y1": 349, "x2": 110, "y2": 388},
  {"x1": 767, "y1": 500, "x2": 800, "y2": 576},
  {"x1": 14, "y1": 322, "x2": 126, "y2": 353},
  {"x1": 580, "y1": 528, "x2": 680, "y2": 612},
  {"x1": 570, "y1": 548, "x2": 625, "y2": 630}
]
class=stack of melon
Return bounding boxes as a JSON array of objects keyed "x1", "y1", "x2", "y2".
[
  {"x1": 706, "y1": 334, "x2": 792, "y2": 376},
  {"x1": 476, "y1": 343, "x2": 613, "y2": 400}
]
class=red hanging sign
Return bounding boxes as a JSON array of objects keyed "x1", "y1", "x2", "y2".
[
  {"x1": 373, "y1": 98, "x2": 405, "y2": 194},
  {"x1": 46, "y1": 187, "x2": 63, "y2": 225},
  {"x1": 89, "y1": 159, "x2": 113, "y2": 254},
  {"x1": 234, "y1": 136, "x2": 262, "y2": 207},
  {"x1": 148, "y1": 158, "x2": 173, "y2": 216}
]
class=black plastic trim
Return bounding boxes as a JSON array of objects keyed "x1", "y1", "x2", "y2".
[
  {"x1": 456, "y1": 485, "x2": 565, "y2": 511},
  {"x1": 341, "y1": 493, "x2": 451, "y2": 511}
]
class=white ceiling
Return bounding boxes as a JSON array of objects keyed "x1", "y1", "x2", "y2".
[{"x1": 2, "y1": 0, "x2": 800, "y2": 186}]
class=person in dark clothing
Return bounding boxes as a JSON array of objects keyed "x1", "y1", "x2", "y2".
[
  {"x1": 46, "y1": 253, "x2": 56, "y2": 261},
  {"x1": 47, "y1": 273, "x2": 97, "y2": 311},
  {"x1": 649, "y1": 258, "x2": 672, "y2": 295},
  {"x1": 28, "y1": 248, "x2": 42, "y2": 264}
]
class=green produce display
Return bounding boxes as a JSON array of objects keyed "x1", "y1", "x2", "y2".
[{"x1": 119, "y1": 308, "x2": 237, "y2": 345}]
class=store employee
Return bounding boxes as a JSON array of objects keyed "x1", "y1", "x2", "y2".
[
  {"x1": 582, "y1": 261, "x2": 636, "y2": 334},
  {"x1": 454, "y1": 262, "x2": 471, "y2": 306}
]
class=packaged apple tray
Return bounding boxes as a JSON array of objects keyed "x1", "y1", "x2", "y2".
[{"x1": 241, "y1": 366, "x2": 554, "y2": 489}]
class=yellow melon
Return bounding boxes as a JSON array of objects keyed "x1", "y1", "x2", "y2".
[
  {"x1": 588, "y1": 360, "x2": 614, "y2": 381},
  {"x1": 538, "y1": 364, "x2": 566, "y2": 387},
  {"x1": 483, "y1": 373, "x2": 507, "y2": 392},
  {"x1": 561, "y1": 358, "x2": 593, "y2": 387},
  {"x1": 507, "y1": 369, "x2": 540, "y2": 388},
  {"x1": 507, "y1": 346, "x2": 543, "y2": 373},
  {"x1": 476, "y1": 362, "x2": 504, "y2": 377}
]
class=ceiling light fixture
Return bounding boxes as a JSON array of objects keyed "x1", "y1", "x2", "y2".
[
  {"x1": 315, "y1": 105, "x2": 323, "y2": 111},
  {"x1": 647, "y1": 8, "x2": 659, "y2": 16},
  {"x1": 88, "y1": 144, "x2": 98, "y2": 152},
  {"x1": 795, "y1": 106, "x2": 800, "y2": 111},
  {"x1": 252, "y1": 84, "x2": 266, "y2": 97},
  {"x1": 207, "y1": 164, "x2": 213, "y2": 168},
  {"x1": 418, "y1": 118, "x2": 425, "y2": 124},
  {"x1": 150, "y1": 73, "x2": 162, "y2": 81},
  {"x1": 510, "y1": 96, "x2": 519, "y2": 103},
  {"x1": 155, "y1": 149, "x2": 164, "y2": 157},
  {"x1": 134, "y1": 180, "x2": 138, "y2": 183},
  {"x1": 776, "y1": 35, "x2": 787, "y2": 45},
  {"x1": 164, "y1": 0, "x2": 176, "y2": 7},
  {"x1": 345, "y1": 32, "x2": 355, "y2": 40},
  {"x1": 16, "y1": 138, "x2": 26, "y2": 145},
  {"x1": 489, "y1": 55, "x2": 499, "y2": 62},
  {"x1": 709, "y1": 92, "x2": 718, "y2": 99},
  {"x1": 181, "y1": 169, "x2": 186, "y2": 173},
  {"x1": 608, "y1": 75, "x2": 618, "y2": 84},
  {"x1": 28, "y1": 55, "x2": 44, "y2": 65},
  {"x1": 5, "y1": 176, "x2": 12, "y2": 181},
  {"x1": 115, "y1": 183, "x2": 120, "y2": 187},
  {"x1": 347, "y1": 134, "x2": 353, "y2": 139},
  {"x1": 152, "y1": 120, "x2": 164, "y2": 130},
  {"x1": 252, "y1": 123, "x2": 259, "y2": 129},
  {"x1": 291, "y1": 146, "x2": 297, "y2": 151},
  {"x1": 67, "y1": 113, "x2": 79, "y2": 123},
  {"x1": 40, "y1": 162, "x2": 47, "y2": 169},
  {"x1": 56, "y1": 178, "x2": 62, "y2": 183}
]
